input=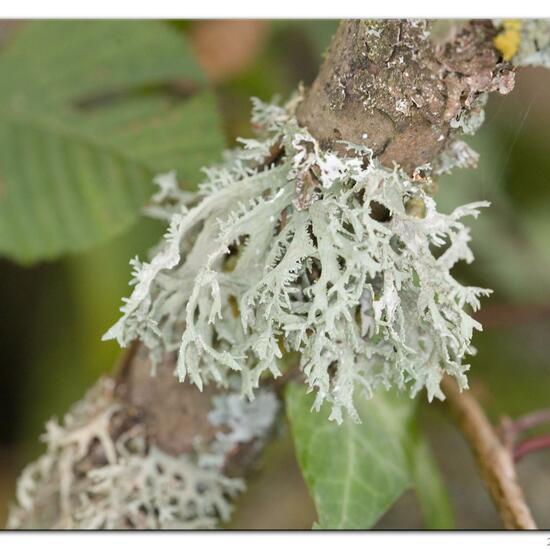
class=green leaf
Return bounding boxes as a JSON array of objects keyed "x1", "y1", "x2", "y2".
[
  {"x1": 0, "y1": 21, "x2": 225, "y2": 264},
  {"x1": 286, "y1": 383, "x2": 413, "y2": 529},
  {"x1": 286, "y1": 383, "x2": 454, "y2": 529}
]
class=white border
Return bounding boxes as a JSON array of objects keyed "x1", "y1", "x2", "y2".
[
  {"x1": 0, "y1": 0, "x2": 549, "y2": 19},
  {"x1": 1, "y1": 3, "x2": 549, "y2": 546},
  {"x1": 1, "y1": 532, "x2": 550, "y2": 550}
]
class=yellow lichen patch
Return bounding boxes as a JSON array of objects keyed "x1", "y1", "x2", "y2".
[{"x1": 494, "y1": 20, "x2": 522, "y2": 61}]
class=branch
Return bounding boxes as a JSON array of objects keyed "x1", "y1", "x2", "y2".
[
  {"x1": 114, "y1": 343, "x2": 279, "y2": 476},
  {"x1": 297, "y1": 20, "x2": 514, "y2": 173},
  {"x1": 441, "y1": 376, "x2": 537, "y2": 529}
]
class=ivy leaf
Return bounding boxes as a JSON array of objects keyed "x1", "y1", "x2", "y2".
[
  {"x1": 286, "y1": 384, "x2": 413, "y2": 529},
  {"x1": 0, "y1": 21, "x2": 224, "y2": 264},
  {"x1": 286, "y1": 383, "x2": 454, "y2": 529}
]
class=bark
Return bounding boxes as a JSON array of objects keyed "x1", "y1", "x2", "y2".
[
  {"x1": 113, "y1": 342, "x2": 268, "y2": 478},
  {"x1": 297, "y1": 20, "x2": 514, "y2": 173}
]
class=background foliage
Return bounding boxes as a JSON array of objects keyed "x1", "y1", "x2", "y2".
[{"x1": 0, "y1": 20, "x2": 549, "y2": 529}]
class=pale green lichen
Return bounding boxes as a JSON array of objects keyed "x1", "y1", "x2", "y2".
[
  {"x1": 435, "y1": 140, "x2": 480, "y2": 176},
  {"x1": 450, "y1": 93, "x2": 488, "y2": 136},
  {"x1": 512, "y1": 20, "x2": 550, "y2": 68},
  {"x1": 104, "y1": 97, "x2": 490, "y2": 424},
  {"x1": 494, "y1": 19, "x2": 550, "y2": 68}
]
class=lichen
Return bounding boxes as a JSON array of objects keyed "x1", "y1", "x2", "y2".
[
  {"x1": 198, "y1": 388, "x2": 279, "y2": 469},
  {"x1": 496, "y1": 19, "x2": 550, "y2": 68},
  {"x1": 493, "y1": 20, "x2": 522, "y2": 61},
  {"x1": 449, "y1": 93, "x2": 488, "y2": 135},
  {"x1": 435, "y1": 139, "x2": 480, "y2": 175},
  {"x1": 7, "y1": 378, "x2": 277, "y2": 529},
  {"x1": 104, "y1": 97, "x2": 490, "y2": 424}
]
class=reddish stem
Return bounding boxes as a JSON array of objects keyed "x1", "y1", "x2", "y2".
[
  {"x1": 512, "y1": 409, "x2": 550, "y2": 432},
  {"x1": 514, "y1": 434, "x2": 550, "y2": 462},
  {"x1": 499, "y1": 408, "x2": 550, "y2": 452}
]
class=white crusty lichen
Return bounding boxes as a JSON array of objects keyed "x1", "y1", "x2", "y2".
[
  {"x1": 198, "y1": 389, "x2": 280, "y2": 469},
  {"x1": 514, "y1": 19, "x2": 550, "y2": 68},
  {"x1": 104, "y1": 97, "x2": 490, "y2": 424},
  {"x1": 8, "y1": 378, "x2": 278, "y2": 529},
  {"x1": 73, "y1": 440, "x2": 243, "y2": 529}
]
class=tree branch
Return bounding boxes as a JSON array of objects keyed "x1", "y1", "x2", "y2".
[
  {"x1": 441, "y1": 376, "x2": 537, "y2": 529},
  {"x1": 297, "y1": 19, "x2": 514, "y2": 172}
]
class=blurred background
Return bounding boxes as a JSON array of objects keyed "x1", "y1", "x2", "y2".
[{"x1": 0, "y1": 20, "x2": 549, "y2": 529}]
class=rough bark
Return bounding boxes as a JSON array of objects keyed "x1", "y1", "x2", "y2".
[{"x1": 297, "y1": 19, "x2": 514, "y2": 173}]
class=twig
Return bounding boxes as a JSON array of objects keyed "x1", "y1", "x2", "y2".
[
  {"x1": 500, "y1": 409, "x2": 550, "y2": 455},
  {"x1": 441, "y1": 376, "x2": 537, "y2": 529},
  {"x1": 514, "y1": 435, "x2": 550, "y2": 462},
  {"x1": 505, "y1": 408, "x2": 550, "y2": 434},
  {"x1": 499, "y1": 409, "x2": 550, "y2": 462}
]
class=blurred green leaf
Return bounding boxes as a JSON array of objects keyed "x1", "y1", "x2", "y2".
[
  {"x1": 410, "y1": 428, "x2": 455, "y2": 529},
  {"x1": 301, "y1": 20, "x2": 338, "y2": 58},
  {"x1": 0, "y1": 21, "x2": 224, "y2": 264}
]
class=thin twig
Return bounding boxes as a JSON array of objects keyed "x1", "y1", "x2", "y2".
[
  {"x1": 441, "y1": 376, "x2": 537, "y2": 529},
  {"x1": 508, "y1": 409, "x2": 550, "y2": 433},
  {"x1": 499, "y1": 408, "x2": 550, "y2": 456},
  {"x1": 514, "y1": 434, "x2": 550, "y2": 462}
]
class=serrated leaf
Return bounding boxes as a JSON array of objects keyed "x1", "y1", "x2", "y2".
[
  {"x1": 286, "y1": 383, "x2": 455, "y2": 529},
  {"x1": 0, "y1": 21, "x2": 224, "y2": 263}
]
